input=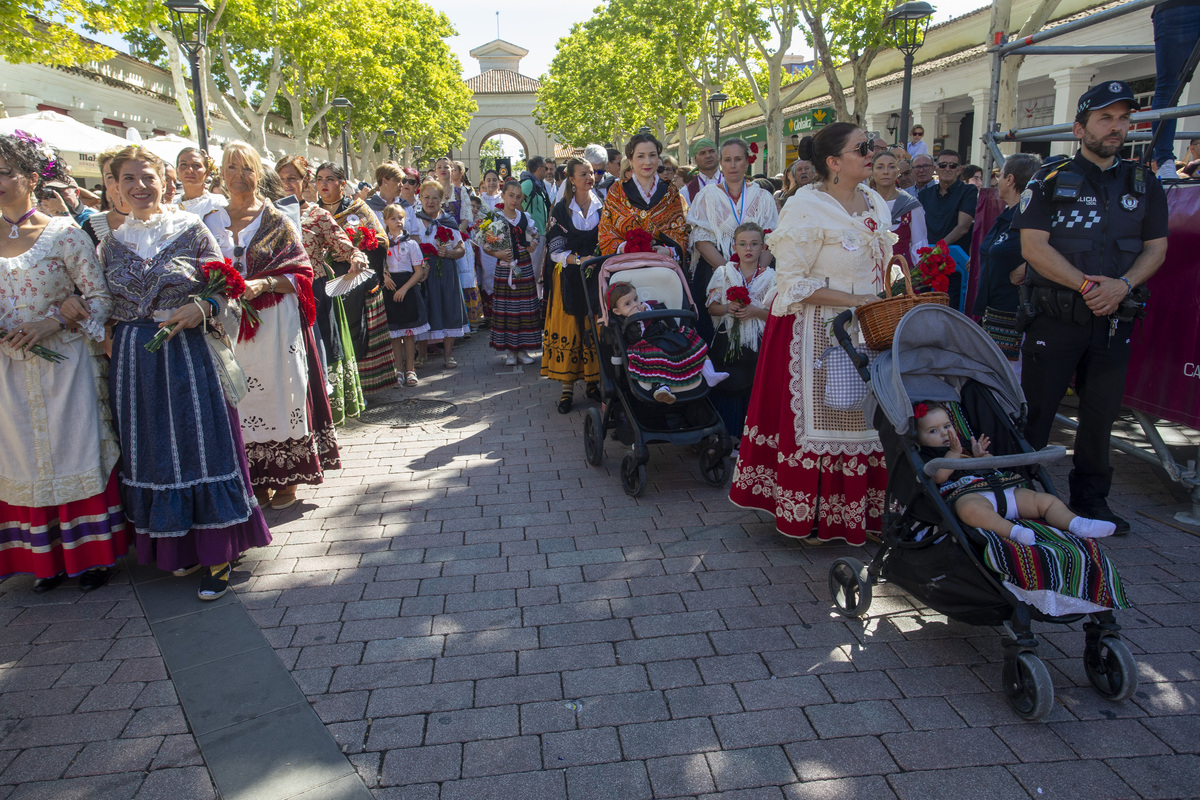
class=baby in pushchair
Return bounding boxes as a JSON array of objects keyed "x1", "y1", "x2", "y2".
[
  {"x1": 913, "y1": 401, "x2": 1117, "y2": 546},
  {"x1": 607, "y1": 283, "x2": 726, "y2": 404}
]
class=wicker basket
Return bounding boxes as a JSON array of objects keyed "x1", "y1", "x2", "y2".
[{"x1": 856, "y1": 255, "x2": 949, "y2": 351}]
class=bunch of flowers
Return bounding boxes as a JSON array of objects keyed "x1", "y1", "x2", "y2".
[
  {"x1": 472, "y1": 204, "x2": 512, "y2": 254},
  {"x1": 145, "y1": 259, "x2": 248, "y2": 352},
  {"x1": 0, "y1": 328, "x2": 66, "y2": 362},
  {"x1": 725, "y1": 285, "x2": 753, "y2": 352},
  {"x1": 345, "y1": 225, "x2": 380, "y2": 252},
  {"x1": 624, "y1": 228, "x2": 654, "y2": 254},
  {"x1": 748, "y1": 142, "x2": 759, "y2": 166},
  {"x1": 883, "y1": 239, "x2": 954, "y2": 296}
]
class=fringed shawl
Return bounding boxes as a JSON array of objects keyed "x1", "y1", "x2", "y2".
[
  {"x1": 239, "y1": 202, "x2": 315, "y2": 342},
  {"x1": 598, "y1": 178, "x2": 689, "y2": 258}
]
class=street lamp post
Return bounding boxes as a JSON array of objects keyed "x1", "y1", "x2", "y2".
[
  {"x1": 886, "y1": 1, "x2": 935, "y2": 146},
  {"x1": 384, "y1": 129, "x2": 397, "y2": 161},
  {"x1": 331, "y1": 96, "x2": 352, "y2": 177},
  {"x1": 411, "y1": 145, "x2": 423, "y2": 170},
  {"x1": 165, "y1": 0, "x2": 213, "y2": 154},
  {"x1": 707, "y1": 92, "x2": 729, "y2": 150}
]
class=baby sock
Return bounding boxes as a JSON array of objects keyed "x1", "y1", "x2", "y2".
[
  {"x1": 702, "y1": 359, "x2": 729, "y2": 386},
  {"x1": 1008, "y1": 525, "x2": 1036, "y2": 546},
  {"x1": 1069, "y1": 517, "x2": 1117, "y2": 538}
]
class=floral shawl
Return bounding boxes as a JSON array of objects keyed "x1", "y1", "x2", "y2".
[
  {"x1": 598, "y1": 178, "x2": 689, "y2": 258},
  {"x1": 240, "y1": 202, "x2": 315, "y2": 342}
]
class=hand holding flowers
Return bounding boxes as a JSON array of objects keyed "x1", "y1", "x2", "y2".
[{"x1": 145, "y1": 259, "x2": 251, "y2": 352}]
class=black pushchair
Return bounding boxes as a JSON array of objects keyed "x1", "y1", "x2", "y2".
[
  {"x1": 579, "y1": 252, "x2": 733, "y2": 497},
  {"x1": 828, "y1": 303, "x2": 1137, "y2": 720}
]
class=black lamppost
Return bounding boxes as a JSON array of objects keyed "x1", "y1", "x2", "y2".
[
  {"x1": 887, "y1": 112, "x2": 901, "y2": 144},
  {"x1": 384, "y1": 129, "x2": 397, "y2": 161},
  {"x1": 411, "y1": 145, "x2": 423, "y2": 170},
  {"x1": 708, "y1": 92, "x2": 729, "y2": 149},
  {"x1": 165, "y1": 0, "x2": 213, "y2": 154},
  {"x1": 331, "y1": 96, "x2": 352, "y2": 177},
  {"x1": 886, "y1": 1, "x2": 934, "y2": 145}
]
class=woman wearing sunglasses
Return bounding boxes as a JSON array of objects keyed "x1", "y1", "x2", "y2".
[{"x1": 729, "y1": 123, "x2": 892, "y2": 547}]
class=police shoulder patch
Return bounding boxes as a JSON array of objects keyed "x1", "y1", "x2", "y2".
[{"x1": 1019, "y1": 188, "x2": 1033, "y2": 213}]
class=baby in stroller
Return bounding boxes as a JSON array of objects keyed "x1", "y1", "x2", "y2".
[
  {"x1": 608, "y1": 283, "x2": 727, "y2": 404},
  {"x1": 914, "y1": 401, "x2": 1117, "y2": 546}
]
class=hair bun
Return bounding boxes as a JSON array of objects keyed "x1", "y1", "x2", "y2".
[{"x1": 796, "y1": 136, "x2": 816, "y2": 161}]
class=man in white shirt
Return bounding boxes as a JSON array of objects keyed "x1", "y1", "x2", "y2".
[{"x1": 681, "y1": 138, "x2": 723, "y2": 205}]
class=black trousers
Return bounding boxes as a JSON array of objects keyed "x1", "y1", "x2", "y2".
[{"x1": 1021, "y1": 313, "x2": 1133, "y2": 508}]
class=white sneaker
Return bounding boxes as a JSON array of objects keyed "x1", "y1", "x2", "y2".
[
  {"x1": 1156, "y1": 162, "x2": 1179, "y2": 181},
  {"x1": 516, "y1": 351, "x2": 535, "y2": 365},
  {"x1": 504, "y1": 353, "x2": 517, "y2": 366}
]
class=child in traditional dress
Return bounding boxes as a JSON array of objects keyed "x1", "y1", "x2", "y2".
[
  {"x1": 608, "y1": 283, "x2": 726, "y2": 404},
  {"x1": 914, "y1": 401, "x2": 1117, "y2": 546},
  {"x1": 382, "y1": 204, "x2": 429, "y2": 386},
  {"x1": 705, "y1": 222, "x2": 776, "y2": 442}
]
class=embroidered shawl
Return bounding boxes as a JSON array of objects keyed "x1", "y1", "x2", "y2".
[
  {"x1": 239, "y1": 203, "x2": 316, "y2": 342},
  {"x1": 687, "y1": 181, "x2": 779, "y2": 260},
  {"x1": 598, "y1": 178, "x2": 689, "y2": 258}
]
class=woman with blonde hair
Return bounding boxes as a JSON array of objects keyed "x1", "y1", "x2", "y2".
[
  {"x1": 204, "y1": 143, "x2": 339, "y2": 510},
  {"x1": 100, "y1": 145, "x2": 270, "y2": 599}
]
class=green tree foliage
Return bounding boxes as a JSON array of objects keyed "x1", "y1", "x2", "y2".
[
  {"x1": 798, "y1": 0, "x2": 894, "y2": 126},
  {"x1": 478, "y1": 137, "x2": 505, "y2": 173},
  {"x1": 0, "y1": 2, "x2": 111, "y2": 66}
]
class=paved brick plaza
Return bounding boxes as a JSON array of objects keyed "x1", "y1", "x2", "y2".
[{"x1": 1, "y1": 333, "x2": 1198, "y2": 799}]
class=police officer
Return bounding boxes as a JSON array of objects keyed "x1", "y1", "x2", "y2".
[{"x1": 1013, "y1": 81, "x2": 1169, "y2": 533}]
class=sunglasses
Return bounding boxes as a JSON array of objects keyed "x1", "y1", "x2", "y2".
[
  {"x1": 912, "y1": 131, "x2": 924, "y2": 137},
  {"x1": 401, "y1": 178, "x2": 418, "y2": 185},
  {"x1": 936, "y1": 161, "x2": 960, "y2": 169},
  {"x1": 840, "y1": 141, "x2": 872, "y2": 158}
]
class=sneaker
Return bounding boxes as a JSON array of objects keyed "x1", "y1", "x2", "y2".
[
  {"x1": 1069, "y1": 502, "x2": 1130, "y2": 535},
  {"x1": 504, "y1": 353, "x2": 517, "y2": 366},
  {"x1": 516, "y1": 351, "x2": 535, "y2": 365},
  {"x1": 653, "y1": 385, "x2": 676, "y2": 404},
  {"x1": 1156, "y1": 162, "x2": 1180, "y2": 181}
]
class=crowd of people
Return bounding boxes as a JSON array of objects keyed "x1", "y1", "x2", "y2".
[{"x1": 0, "y1": 74, "x2": 1174, "y2": 605}]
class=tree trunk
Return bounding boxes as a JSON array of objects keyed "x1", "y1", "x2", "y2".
[{"x1": 995, "y1": 0, "x2": 1064, "y2": 155}]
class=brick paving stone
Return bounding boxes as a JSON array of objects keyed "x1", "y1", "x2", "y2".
[
  {"x1": 566, "y1": 761, "x2": 653, "y2": 800},
  {"x1": 879, "y1": 728, "x2": 1017, "y2": 770},
  {"x1": 1141, "y1": 714, "x2": 1200, "y2": 753},
  {"x1": 647, "y1": 754, "x2": 716, "y2": 797},
  {"x1": 380, "y1": 743, "x2": 462, "y2": 786},
  {"x1": 734, "y1": 676, "x2": 831, "y2": 711},
  {"x1": 706, "y1": 746, "x2": 798, "y2": 790},
  {"x1": 562, "y1": 665, "x2": 650, "y2": 697},
  {"x1": 0, "y1": 745, "x2": 80, "y2": 783},
  {"x1": 805, "y1": 701, "x2": 910, "y2": 739},
  {"x1": 133, "y1": 766, "x2": 216, "y2": 799},
  {"x1": 712, "y1": 709, "x2": 816, "y2": 750},
  {"x1": 575, "y1": 690, "x2": 669, "y2": 728},
  {"x1": 461, "y1": 735, "x2": 542, "y2": 777},
  {"x1": 620, "y1": 718, "x2": 722, "y2": 760},
  {"x1": 1106, "y1": 753, "x2": 1200, "y2": 799},
  {"x1": 519, "y1": 643, "x2": 615, "y2": 675},
  {"x1": 819, "y1": 671, "x2": 902, "y2": 703},
  {"x1": 665, "y1": 685, "x2": 744, "y2": 718},
  {"x1": 440, "y1": 770, "x2": 566, "y2": 800},
  {"x1": 886, "y1": 764, "x2": 1029, "y2": 800},
  {"x1": 542, "y1": 727, "x2": 623, "y2": 768},
  {"x1": 367, "y1": 681, "x2": 473, "y2": 717},
  {"x1": 475, "y1": 673, "x2": 562, "y2": 707},
  {"x1": 784, "y1": 736, "x2": 898, "y2": 781},
  {"x1": 1047, "y1": 718, "x2": 1173, "y2": 759},
  {"x1": 783, "y1": 776, "x2": 899, "y2": 800},
  {"x1": 121, "y1": 706, "x2": 189, "y2": 738},
  {"x1": 519, "y1": 700, "x2": 580, "y2": 735},
  {"x1": 423, "y1": 705, "x2": 519, "y2": 744},
  {"x1": 697, "y1": 787, "x2": 786, "y2": 800},
  {"x1": 647, "y1": 660, "x2": 705, "y2": 690},
  {"x1": 1007, "y1": 759, "x2": 1136, "y2": 800},
  {"x1": 64, "y1": 737, "x2": 161, "y2": 778}
]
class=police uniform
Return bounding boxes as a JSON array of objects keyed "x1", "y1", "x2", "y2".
[{"x1": 1012, "y1": 82, "x2": 1169, "y2": 530}]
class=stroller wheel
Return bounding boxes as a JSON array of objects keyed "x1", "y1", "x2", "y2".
[
  {"x1": 1002, "y1": 652, "x2": 1054, "y2": 720},
  {"x1": 620, "y1": 454, "x2": 647, "y2": 497},
  {"x1": 699, "y1": 446, "x2": 730, "y2": 486},
  {"x1": 1084, "y1": 636, "x2": 1139, "y2": 701},
  {"x1": 828, "y1": 557, "x2": 872, "y2": 618},
  {"x1": 584, "y1": 408, "x2": 605, "y2": 466}
]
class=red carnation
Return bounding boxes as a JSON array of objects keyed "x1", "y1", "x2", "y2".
[
  {"x1": 496, "y1": 202, "x2": 504, "y2": 210},
  {"x1": 730, "y1": 253, "x2": 741, "y2": 263},
  {"x1": 763, "y1": 229, "x2": 772, "y2": 235},
  {"x1": 418, "y1": 242, "x2": 439, "y2": 258},
  {"x1": 726, "y1": 286, "x2": 751, "y2": 306},
  {"x1": 201, "y1": 258, "x2": 246, "y2": 299},
  {"x1": 435, "y1": 226, "x2": 453, "y2": 243},
  {"x1": 913, "y1": 403, "x2": 929, "y2": 419},
  {"x1": 624, "y1": 228, "x2": 654, "y2": 254},
  {"x1": 749, "y1": 142, "x2": 759, "y2": 153}
]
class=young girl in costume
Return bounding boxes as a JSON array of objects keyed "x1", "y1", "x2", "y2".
[{"x1": 381, "y1": 204, "x2": 429, "y2": 386}]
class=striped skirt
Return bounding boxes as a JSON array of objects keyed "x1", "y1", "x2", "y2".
[
  {"x1": 626, "y1": 328, "x2": 708, "y2": 388},
  {"x1": 982, "y1": 307, "x2": 1021, "y2": 360},
  {"x1": 490, "y1": 254, "x2": 542, "y2": 352},
  {"x1": 358, "y1": 286, "x2": 399, "y2": 393}
]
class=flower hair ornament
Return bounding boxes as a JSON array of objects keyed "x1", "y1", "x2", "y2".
[{"x1": 913, "y1": 402, "x2": 929, "y2": 419}]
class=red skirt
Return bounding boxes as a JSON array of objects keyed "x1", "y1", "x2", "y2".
[
  {"x1": 0, "y1": 469, "x2": 130, "y2": 579},
  {"x1": 729, "y1": 312, "x2": 886, "y2": 545}
]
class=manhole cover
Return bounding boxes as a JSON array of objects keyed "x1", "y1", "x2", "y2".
[{"x1": 358, "y1": 399, "x2": 457, "y2": 427}]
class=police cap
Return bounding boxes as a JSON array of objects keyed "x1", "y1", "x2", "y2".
[{"x1": 1077, "y1": 81, "x2": 1141, "y2": 117}]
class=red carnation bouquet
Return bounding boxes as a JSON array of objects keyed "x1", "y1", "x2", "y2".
[
  {"x1": 345, "y1": 225, "x2": 380, "y2": 252},
  {"x1": 435, "y1": 226, "x2": 454, "y2": 244},
  {"x1": 146, "y1": 259, "x2": 249, "y2": 352},
  {"x1": 418, "y1": 242, "x2": 439, "y2": 258},
  {"x1": 624, "y1": 228, "x2": 654, "y2": 254},
  {"x1": 913, "y1": 239, "x2": 954, "y2": 294},
  {"x1": 748, "y1": 142, "x2": 759, "y2": 166},
  {"x1": 724, "y1": 285, "x2": 754, "y2": 353}
]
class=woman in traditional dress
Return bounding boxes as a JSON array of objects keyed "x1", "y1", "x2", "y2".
[
  {"x1": 870, "y1": 151, "x2": 926, "y2": 266},
  {"x1": 204, "y1": 143, "x2": 339, "y2": 510},
  {"x1": 314, "y1": 162, "x2": 398, "y2": 393},
  {"x1": 175, "y1": 147, "x2": 227, "y2": 219},
  {"x1": 276, "y1": 155, "x2": 368, "y2": 424},
  {"x1": 80, "y1": 147, "x2": 130, "y2": 247},
  {"x1": 597, "y1": 133, "x2": 689, "y2": 260},
  {"x1": 729, "y1": 123, "x2": 890, "y2": 546},
  {"x1": 101, "y1": 145, "x2": 269, "y2": 599},
  {"x1": 413, "y1": 180, "x2": 468, "y2": 368},
  {"x1": 0, "y1": 132, "x2": 127, "y2": 592},
  {"x1": 482, "y1": 180, "x2": 542, "y2": 366},
  {"x1": 686, "y1": 138, "x2": 779, "y2": 343},
  {"x1": 541, "y1": 156, "x2": 601, "y2": 412},
  {"x1": 476, "y1": 169, "x2": 502, "y2": 321}
]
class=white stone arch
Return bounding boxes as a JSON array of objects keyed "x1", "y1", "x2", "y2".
[{"x1": 467, "y1": 121, "x2": 536, "y2": 181}]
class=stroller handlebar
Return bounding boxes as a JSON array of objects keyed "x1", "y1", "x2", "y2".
[
  {"x1": 922, "y1": 445, "x2": 1068, "y2": 477},
  {"x1": 832, "y1": 309, "x2": 870, "y2": 373}
]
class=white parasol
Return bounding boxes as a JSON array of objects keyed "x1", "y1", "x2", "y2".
[
  {"x1": 0, "y1": 111, "x2": 130, "y2": 179},
  {"x1": 141, "y1": 133, "x2": 224, "y2": 167}
]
